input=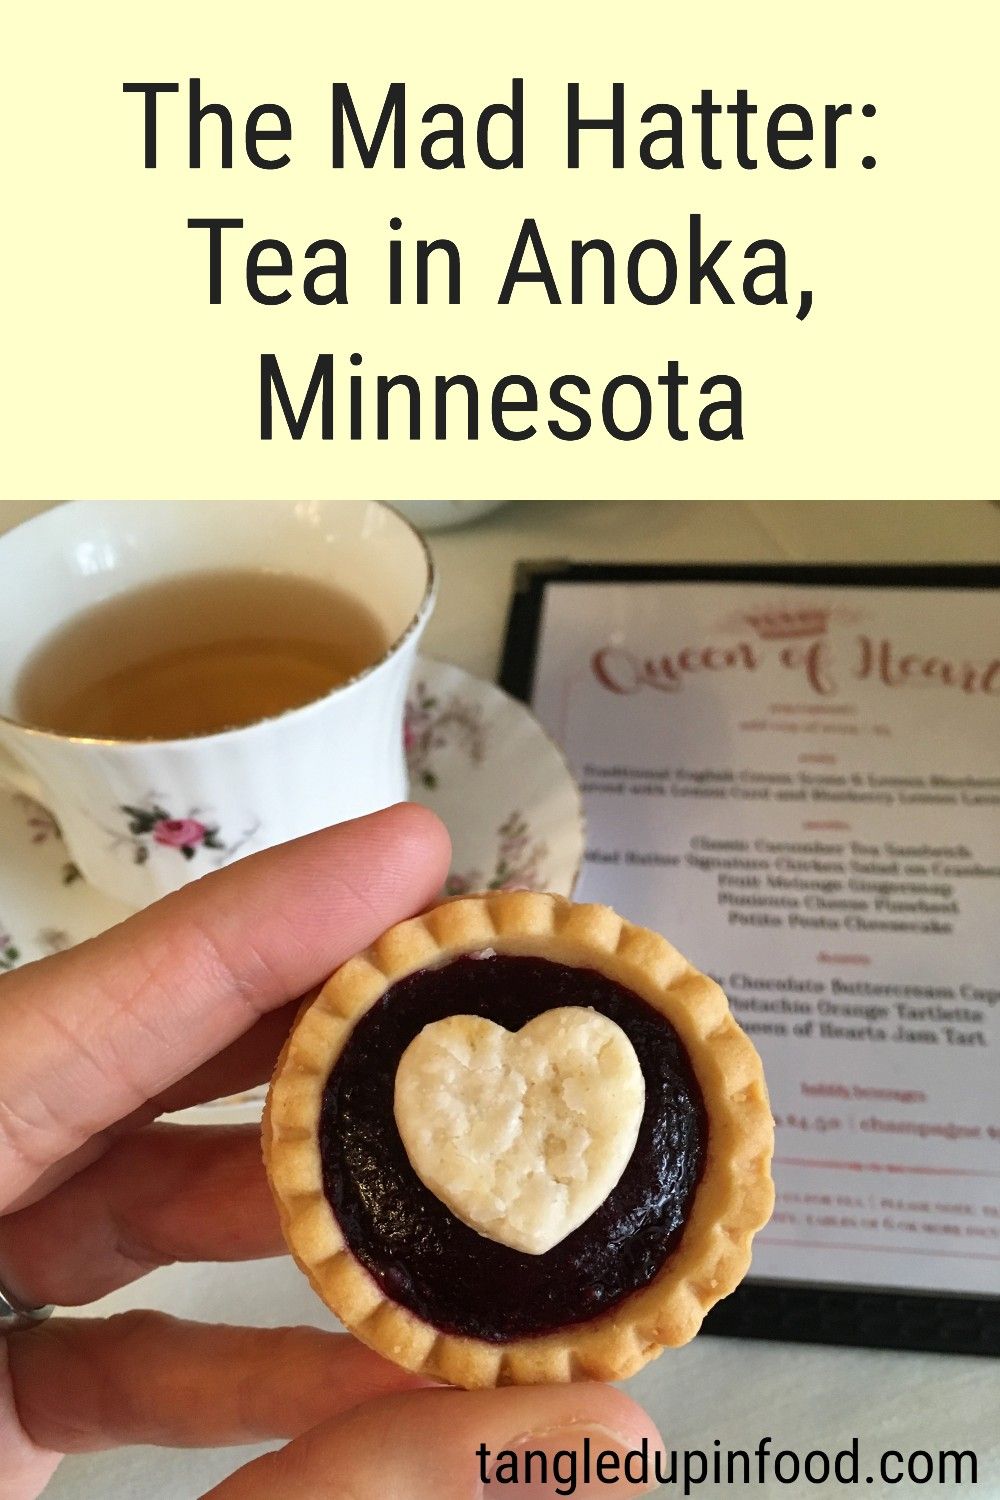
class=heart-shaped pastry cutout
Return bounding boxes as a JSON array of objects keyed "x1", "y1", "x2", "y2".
[{"x1": 394, "y1": 1006, "x2": 645, "y2": 1255}]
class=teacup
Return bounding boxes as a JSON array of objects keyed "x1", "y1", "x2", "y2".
[{"x1": 0, "y1": 501, "x2": 435, "y2": 907}]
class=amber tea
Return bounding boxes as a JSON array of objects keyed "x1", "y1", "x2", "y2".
[{"x1": 15, "y1": 569, "x2": 390, "y2": 740}]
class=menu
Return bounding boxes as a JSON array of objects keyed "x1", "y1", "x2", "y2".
[{"x1": 504, "y1": 565, "x2": 999, "y2": 1334}]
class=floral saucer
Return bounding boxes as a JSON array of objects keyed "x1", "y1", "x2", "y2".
[{"x1": 0, "y1": 658, "x2": 584, "y2": 1116}]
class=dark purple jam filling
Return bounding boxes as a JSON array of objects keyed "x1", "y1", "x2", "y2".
[{"x1": 319, "y1": 953, "x2": 706, "y2": 1342}]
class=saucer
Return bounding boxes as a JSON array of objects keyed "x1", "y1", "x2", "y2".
[
  {"x1": 0, "y1": 658, "x2": 584, "y2": 1116},
  {"x1": 403, "y1": 658, "x2": 583, "y2": 900}
]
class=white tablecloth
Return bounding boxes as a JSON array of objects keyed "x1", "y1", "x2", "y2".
[{"x1": 2, "y1": 501, "x2": 998, "y2": 1499}]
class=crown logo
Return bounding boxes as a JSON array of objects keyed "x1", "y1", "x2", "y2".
[{"x1": 744, "y1": 608, "x2": 829, "y2": 640}]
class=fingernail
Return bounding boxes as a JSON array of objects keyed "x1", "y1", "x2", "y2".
[{"x1": 480, "y1": 1421, "x2": 658, "y2": 1497}]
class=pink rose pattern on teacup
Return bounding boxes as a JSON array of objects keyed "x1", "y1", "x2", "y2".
[
  {"x1": 121, "y1": 802, "x2": 225, "y2": 865},
  {"x1": 153, "y1": 816, "x2": 210, "y2": 851}
]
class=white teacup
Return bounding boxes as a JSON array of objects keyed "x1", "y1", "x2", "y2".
[{"x1": 0, "y1": 501, "x2": 435, "y2": 908}]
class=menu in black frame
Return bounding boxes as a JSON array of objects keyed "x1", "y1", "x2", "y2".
[{"x1": 500, "y1": 563, "x2": 1000, "y2": 1358}]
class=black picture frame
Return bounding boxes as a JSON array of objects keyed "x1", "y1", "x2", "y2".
[{"x1": 499, "y1": 559, "x2": 1000, "y2": 1359}]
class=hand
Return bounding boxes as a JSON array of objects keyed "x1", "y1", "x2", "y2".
[{"x1": 0, "y1": 806, "x2": 663, "y2": 1498}]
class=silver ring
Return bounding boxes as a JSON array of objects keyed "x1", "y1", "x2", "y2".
[{"x1": 0, "y1": 1277, "x2": 54, "y2": 1334}]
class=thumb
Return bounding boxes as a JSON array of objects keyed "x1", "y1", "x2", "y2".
[{"x1": 203, "y1": 1383, "x2": 665, "y2": 1499}]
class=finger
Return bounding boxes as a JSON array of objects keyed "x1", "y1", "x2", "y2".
[
  {"x1": 0, "y1": 1342, "x2": 60, "y2": 1500},
  {"x1": 6, "y1": 1315, "x2": 429, "y2": 1454},
  {"x1": 10, "y1": 1002, "x2": 303, "y2": 1212},
  {"x1": 110, "y1": 999, "x2": 303, "y2": 1130},
  {"x1": 147, "y1": 999, "x2": 305, "y2": 1114},
  {"x1": 0, "y1": 1126, "x2": 281, "y2": 1307},
  {"x1": 204, "y1": 1385, "x2": 665, "y2": 1500},
  {"x1": 0, "y1": 804, "x2": 450, "y2": 1208}
]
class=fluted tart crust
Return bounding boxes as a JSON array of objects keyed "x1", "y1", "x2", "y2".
[{"x1": 264, "y1": 891, "x2": 774, "y2": 1388}]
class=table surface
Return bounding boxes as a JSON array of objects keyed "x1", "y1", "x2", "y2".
[{"x1": 2, "y1": 501, "x2": 998, "y2": 1500}]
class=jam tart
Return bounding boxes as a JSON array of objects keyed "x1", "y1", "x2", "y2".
[{"x1": 264, "y1": 891, "x2": 773, "y2": 1388}]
